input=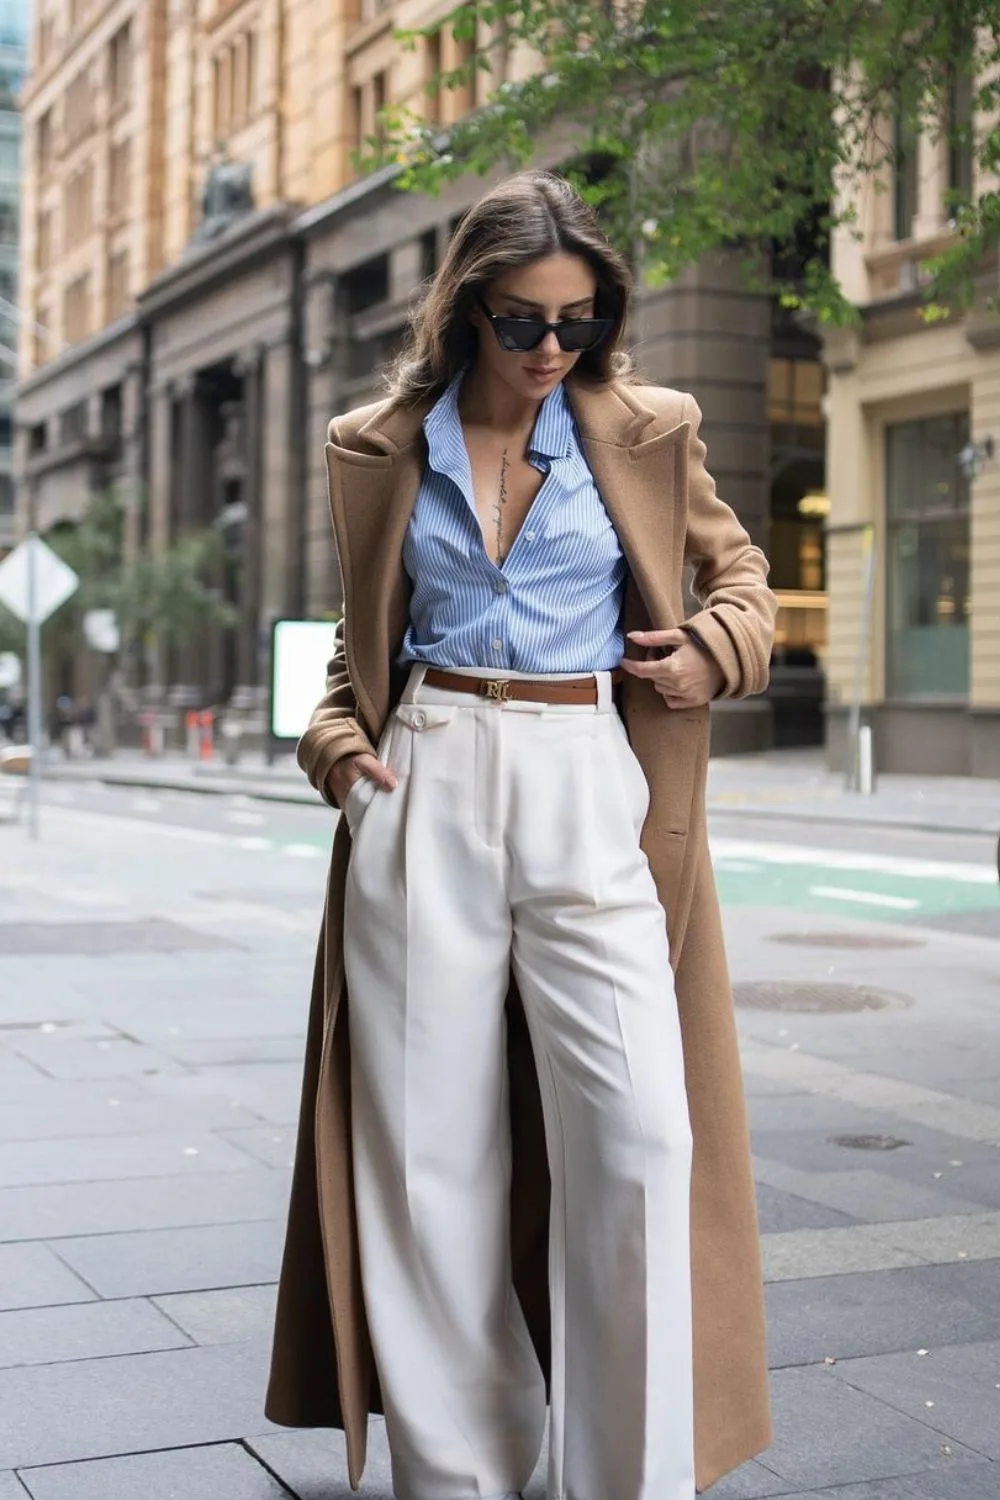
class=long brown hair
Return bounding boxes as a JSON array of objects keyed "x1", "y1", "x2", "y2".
[{"x1": 385, "y1": 170, "x2": 634, "y2": 405}]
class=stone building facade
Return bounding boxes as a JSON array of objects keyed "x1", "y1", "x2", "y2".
[
  {"x1": 16, "y1": 0, "x2": 828, "y2": 748},
  {"x1": 823, "y1": 85, "x2": 1000, "y2": 776}
]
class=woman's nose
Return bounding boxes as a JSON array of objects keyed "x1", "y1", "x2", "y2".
[{"x1": 538, "y1": 329, "x2": 561, "y2": 357}]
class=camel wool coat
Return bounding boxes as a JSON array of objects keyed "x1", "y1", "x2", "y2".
[{"x1": 265, "y1": 376, "x2": 778, "y2": 1494}]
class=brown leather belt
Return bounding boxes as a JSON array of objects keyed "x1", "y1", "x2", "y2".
[{"x1": 422, "y1": 668, "x2": 623, "y2": 706}]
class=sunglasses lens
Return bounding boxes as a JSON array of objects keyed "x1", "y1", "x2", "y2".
[
  {"x1": 557, "y1": 320, "x2": 611, "y2": 352},
  {"x1": 495, "y1": 319, "x2": 544, "y2": 352}
]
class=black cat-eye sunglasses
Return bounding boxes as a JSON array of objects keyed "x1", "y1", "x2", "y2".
[{"x1": 477, "y1": 296, "x2": 615, "y2": 354}]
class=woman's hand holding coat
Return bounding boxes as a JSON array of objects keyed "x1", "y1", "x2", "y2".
[{"x1": 621, "y1": 627, "x2": 726, "y2": 709}]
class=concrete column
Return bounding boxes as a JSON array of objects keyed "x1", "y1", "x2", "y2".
[
  {"x1": 633, "y1": 250, "x2": 773, "y2": 753},
  {"x1": 633, "y1": 250, "x2": 772, "y2": 551},
  {"x1": 145, "y1": 385, "x2": 173, "y2": 699},
  {"x1": 234, "y1": 346, "x2": 264, "y2": 694},
  {"x1": 169, "y1": 375, "x2": 210, "y2": 708},
  {"x1": 260, "y1": 338, "x2": 296, "y2": 638}
]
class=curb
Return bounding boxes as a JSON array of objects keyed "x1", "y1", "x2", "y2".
[{"x1": 41, "y1": 763, "x2": 997, "y2": 836}]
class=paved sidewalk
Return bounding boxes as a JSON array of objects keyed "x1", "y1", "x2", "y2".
[
  {"x1": 35, "y1": 745, "x2": 1000, "y2": 835},
  {"x1": 1, "y1": 798, "x2": 998, "y2": 1497}
]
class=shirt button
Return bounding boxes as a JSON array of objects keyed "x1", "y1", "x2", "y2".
[
  {"x1": 494, "y1": 579, "x2": 508, "y2": 594},
  {"x1": 491, "y1": 638, "x2": 503, "y2": 650},
  {"x1": 525, "y1": 531, "x2": 536, "y2": 541}
]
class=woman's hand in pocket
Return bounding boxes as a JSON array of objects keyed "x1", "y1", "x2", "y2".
[{"x1": 325, "y1": 752, "x2": 397, "y2": 809}]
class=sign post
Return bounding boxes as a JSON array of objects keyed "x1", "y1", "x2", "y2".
[{"x1": 0, "y1": 534, "x2": 80, "y2": 838}]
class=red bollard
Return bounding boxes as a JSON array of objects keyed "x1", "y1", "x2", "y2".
[{"x1": 198, "y1": 709, "x2": 214, "y2": 761}]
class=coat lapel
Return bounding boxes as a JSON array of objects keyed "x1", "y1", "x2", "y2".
[
  {"x1": 325, "y1": 398, "x2": 431, "y2": 737},
  {"x1": 568, "y1": 379, "x2": 690, "y2": 631}
]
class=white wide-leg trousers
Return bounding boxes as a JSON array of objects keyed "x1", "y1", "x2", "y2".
[{"x1": 343, "y1": 666, "x2": 694, "y2": 1500}]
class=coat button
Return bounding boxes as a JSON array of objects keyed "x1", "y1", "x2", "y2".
[{"x1": 412, "y1": 710, "x2": 427, "y2": 729}]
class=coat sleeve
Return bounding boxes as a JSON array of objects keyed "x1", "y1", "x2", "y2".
[
  {"x1": 680, "y1": 394, "x2": 778, "y2": 700},
  {"x1": 296, "y1": 616, "x2": 378, "y2": 809}
]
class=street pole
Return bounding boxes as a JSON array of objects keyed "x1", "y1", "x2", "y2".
[
  {"x1": 26, "y1": 531, "x2": 41, "y2": 839},
  {"x1": 845, "y1": 524, "x2": 877, "y2": 793}
]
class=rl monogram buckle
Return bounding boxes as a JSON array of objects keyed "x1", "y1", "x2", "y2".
[{"x1": 482, "y1": 679, "x2": 512, "y2": 702}]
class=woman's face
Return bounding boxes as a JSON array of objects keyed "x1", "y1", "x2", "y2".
[{"x1": 471, "y1": 253, "x2": 600, "y2": 403}]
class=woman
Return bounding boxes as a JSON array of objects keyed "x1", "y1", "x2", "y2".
[{"x1": 267, "y1": 171, "x2": 776, "y2": 1500}]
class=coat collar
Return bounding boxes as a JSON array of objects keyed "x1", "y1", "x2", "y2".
[{"x1": 353, "y1": 376, "x2": 661, "y2": 457}]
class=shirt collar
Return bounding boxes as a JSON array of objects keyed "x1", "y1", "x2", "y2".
[{"x1": 422, "y1": 373, "x2": 575, "y2": 470}]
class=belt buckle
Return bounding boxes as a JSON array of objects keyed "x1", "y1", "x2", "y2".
[{"x1": 482, "y1": 678, "x2": 512, "y2": 703}]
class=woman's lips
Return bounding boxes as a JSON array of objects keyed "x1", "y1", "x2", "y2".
[{"x1": 526, "y1": 366, "x2": 560, "y2": 378}]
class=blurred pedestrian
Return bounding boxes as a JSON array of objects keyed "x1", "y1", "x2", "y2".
[{"x1": 268, "y1": 171, "x2": 777, "y2": 1500}]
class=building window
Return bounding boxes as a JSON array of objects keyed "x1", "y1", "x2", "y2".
[
  {"x1": 886, "y1": 413, "x2": 971, "y2": 699},
  {"x1": 38, "y1": 13, "x2": 56, "y2": 69},
  {"x1": 947, "y1": 68, "x2": 974, "y2": 207},
  {"x1": 66, "y1": 65, "x2": 95, "y2": 147},
  {"x1": 106, "y1": 250, "x2": 129, "y2": 320},
  {"x1": 372, "y1": 70, "x2": 387, "y2": 147},
  {"x1": 33, "y1": 310, "x2": 50, "y2": 368},
  {"x1": 63, "y1": 273, "x2": 92, "y2": 344},
  {"x1": 59, "y1": 402, "x2": 87, "y2": 443},
  {"x1": 0, "y1": 264, "x2": 15, "y2": 304},
  {"x1": 64, "y1": 160, "x2": 94, "y2": 236},
  {"x1": 0, "y1": 199, "x2": 19, "y2": 245},
  {"x1": 892, "y1": 108, "x2": 919, "y2": 241},
  {"x1": 425, "y1": 31, "x2": 442, "y2": 125},
  {"x1": 452, "y1": 29, "x2": 477, "y2": 116},
  {"x1": 36, "y1": 207, "x2": 53, "y2": 271},
  {"x1": 341, "y1": 254, "x2": 390, "y2": 315},
  {"x1": 0, "y1": 474, "x2": 13, "y2": 517},
  {"x1": 36, "y1": 110, "x2": 52, "y2": 177},
  {"x1": 109, "y1": 137, "x2": 131, "y2": 217},
  {"x1": 213, "y1": 31, "x2": 258, "y2": 139},
  {"x1": 109, "y1": 21, "x2": 132, "y2": 111},
  {"x1": 769, "y1": 358, "x2": 824, "y2": 428}
]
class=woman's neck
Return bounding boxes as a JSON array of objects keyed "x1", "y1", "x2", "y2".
[{"x1": 458, "y1": 364, "x2": 545, "y2": 440}]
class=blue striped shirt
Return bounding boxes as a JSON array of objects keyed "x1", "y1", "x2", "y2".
[{"x1": 400, "y1": 376, "x2": 627, "y2": 672}]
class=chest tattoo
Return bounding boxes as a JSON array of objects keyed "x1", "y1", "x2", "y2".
[{"x1": 494, "y1": 449, "x2": 510, "y2": 563}]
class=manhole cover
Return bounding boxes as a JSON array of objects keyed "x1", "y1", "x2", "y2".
[
  {"x1": 0, "y1": 919, "x2": 237, "y2": 955},
  {"x1": 733, "y1": 981, "x2": 913, "y2": 1013},
  {"x1": 830, "y1": 1133, "x2": 911, "y2": 1151},
  {"x1": 768, "y1": 932, "x2": 925, "y2": 951}
]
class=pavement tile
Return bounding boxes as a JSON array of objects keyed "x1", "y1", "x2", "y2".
[
  {"x1": 0, "y1": 1169, "x2": 289, "y2": 1243},
  {"x1": 752, "y1": 1158, "x2": 990, "y2": 1224},
  {"x1": 764, "y1": 1365, "x2": 986, "y2": 1489},
  {"x1": 0, "y1": 1299, "x2": 187, "y2": 1369},
  {"x1": 761, "y1": 1225, "x2": 927, "y2": 1283},
  {"x1": 3, "y1": 1035, "x2": 188, "y2": 1081},
  {"x1": 164, "y1": 1037, "x2": 306, "y2": 1066},
  {"x1": 0, "y1": 1131, "x2": 262, "y2": 1189},
  {"x1": 0, "y1": 1476, "x2": 28, "y2": 1499},
  {"x1": 0, "y1": 1245, "x2": 95, "y2": 1313},
  {"x1": 153, "y1": 1284, "x2": 277, "y2": 1345},
  {"x1": 701, "y1": 1459, "x2": 793, "y2": 1497},
  {"x1": 751, "y1": 1123, "x2": 1000, "y2": 1182},
  {"x1": 246, "y1": 1426, "x2": 394, "y2": 1500},
  {"x1": 216, "y1": 1126, "x2": 296, "y2": 1169},
  {"x1": 53, "y1": 1220, "x2": 286, "y2": 1298},
  {"x1": 0, "y1": 1093, "x2": 260, "y2": 1144},
  {"x1": 755, "y1": 1182, "x2": 860, "y2": 1235},
  {"x1": 748, "y1": 1468, "x2": 999, "y2": 1499},
  {"x1": 766, "y1": 1261, "x2": 1000, "y2": 1366},
  {"x1": 17, "y1": 1442, "x2": 289, "y2": 1500},
  {"x1": 0, "y1": 1341, "x2": 277, "y2": 1469},
  {"x1": 827, "y1": 1338, "x2": 1000, "y2": 1461}
]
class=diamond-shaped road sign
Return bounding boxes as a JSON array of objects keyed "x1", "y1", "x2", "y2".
[{"x1": 0, "y1": 535, "x2": 79, "y2": 625}]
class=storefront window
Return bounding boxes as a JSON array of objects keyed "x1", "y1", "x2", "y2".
[{"x1": 886, "y1": 413, "x2": 970, "y2": 699}]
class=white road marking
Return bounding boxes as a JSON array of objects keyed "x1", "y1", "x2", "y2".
[
  {"x1": 714, "y1": 859, "x2": 763, "y2": 874},
  {"x1": 236, "y1": 836, "x2": 272, "y2": 851},
  {"x1": 283, "y1": 843, "x2": 323, "y2": 859},
  {"x1": 131, "y1": 796, "x2": 162, "y2": 814},
  {"x1": 226, "y1": 810, "x2": 266, "y2": 826},
  {"x1": 711, "y1": 836, "x2": 996, "y2": 886},
  {"x1": 808, "y1": 885, "x2": 921, "y2": 911}
]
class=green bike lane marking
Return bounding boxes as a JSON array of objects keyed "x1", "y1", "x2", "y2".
[{"x1": 710, "y1": 837, "x2": 998, "y2": 924}]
